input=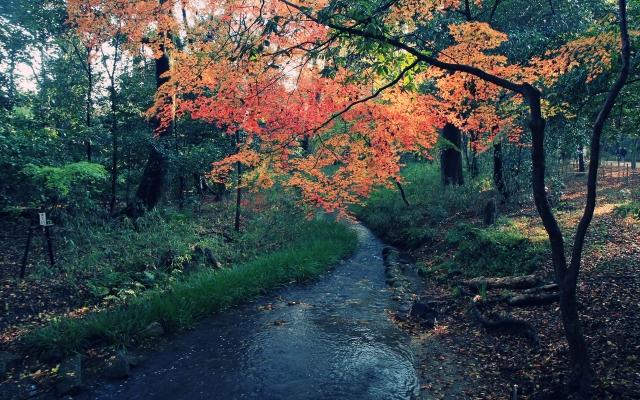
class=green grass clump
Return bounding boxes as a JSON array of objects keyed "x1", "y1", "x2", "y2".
[
  {"x1": 353, "y1": 161, "x2": 490, "y2": 248},
  {"x1": 441, "y1": 222, "x2": 548, "y2": 278},
  {"x1": 23, "y1": 219, "x2": 358, "y2": 354}
]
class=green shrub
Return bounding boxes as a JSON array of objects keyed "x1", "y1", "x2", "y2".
[
  {"x1": 353, "y1": 161, "x2": 487, "y2": 248},
  {"x1": 20, "y1": 161, "x2": 107, "y2": 210},
  {"x1": 442, "y1": 222, "x2": 548, "y2": 278}
]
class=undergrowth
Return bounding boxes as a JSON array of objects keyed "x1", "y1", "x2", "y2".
[
  {"x1": 353, "y1": 162, "x2": 492, "y2": 248},
  {"x1": 438, "y1": 222, "x2": 548, "y2": 278},
  {"x1": 23, "y1": 217, "x2": 358, "y2": 355},
  {"x1": 355, "y1": 161, "x2": 547, "y2": 278},
  {"x1": 16, "y1": 184, "x2": 358, "y2": 354}
]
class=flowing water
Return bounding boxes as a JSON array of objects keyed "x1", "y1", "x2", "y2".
[{"x1": 77, "y1": 222, "x2": 421, "y2": 400}]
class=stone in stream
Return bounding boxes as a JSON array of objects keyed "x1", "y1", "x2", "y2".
[
  {"x1": 410, "y1": 301, "x2": 440, "y2": 327},
  {"x1": 57, "y1": 355, "x2": 82, "y2": 396},
  {"x1": 135, "y1": 322, "x2": 164, "y2": 340},
  {"x1": 104, "y1": 351, "x2": 130, "y2": 379},
  {"x1": 0, "y1": 352, "x2": 22, "y2": 376}
]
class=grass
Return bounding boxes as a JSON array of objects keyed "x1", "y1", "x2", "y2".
[
  {"x1": 354, "y1": 160, "x2": 549, "y2": 278},
  {"x1": 439, "y1": 221, "x2": 548, "y2": 278},
  {"x1": 352, "y1": 162, "x2": 492, "y2": 249},
  {"x1": 22, "y1": 218, "x2": 358, "y2": 354}
]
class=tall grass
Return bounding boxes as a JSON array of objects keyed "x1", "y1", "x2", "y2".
[
  {"x1": 353, "y1": 161, "x2": 493, "y2": 248},
  {"x1": 355, "y1": 161, "x2": 547, "y2": 278},
  {"x1": 23, "y1": 219, "x2": 358, "y2": 354}
]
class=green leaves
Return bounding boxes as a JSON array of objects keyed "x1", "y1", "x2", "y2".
[{"x1": 20, "y1": 161, "x2": 107, "y2": 209}]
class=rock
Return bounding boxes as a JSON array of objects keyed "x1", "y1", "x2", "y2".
[
  {"x1": 397, "y1": 304, "x2": 411, "y2": 314},
  {"x1": 125, "y1": 353, "x2": 146, "y2": 368},
  {"x1": 381, "y1": 246, "x2": 393, "y2": 260},
  {"x1": 420, "y1": 318, "x2": 435, "y2": 329},
  {"x1": 423, "y1": 310, "x2": 438, "y2": 326},
  {"x1": 104, "y1": 351, "x2": 130, "y2": 379},
  {"x1": 410, "y1": 301, "x2": 440, "y2": 327},
  {"x1": 40, "y1": 348, "x2": 64, "y2": 364},
  {"x1": 410, "y1": 302, "x2": 432, "y2": 319},
  {"x1": 447, "y1": 269, "x2": 463, "y2": 278},
  {"x1": 136, "y1": 322, "x2": 164, "y2": 340},
  {"x1": 57, "y1": 355, "x2": 82, "y2": 396},
  {"x1": 395, "y1": 312, "x2": 408, "y2": 322},
  {"x1": 0, "y1": 352, "x2": 22, "y2": 376}
]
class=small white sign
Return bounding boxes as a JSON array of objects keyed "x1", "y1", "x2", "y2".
[{"x1": 39, "y1": 213, "x2": 46, "y2": 226}]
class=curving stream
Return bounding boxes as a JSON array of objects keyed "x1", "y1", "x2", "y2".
[{"x1": 78, "y1": 222, "x2": 421, "y2": 400}]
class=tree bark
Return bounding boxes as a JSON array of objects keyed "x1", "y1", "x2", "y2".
[
  {"x1": 440, "y1": 122, "x2": 464, "y2": 185},
  {"x1": 505, "y1": 293, "x2": 560, "y2": 307},
  {"x1": 127, "y1": 39, "x2": 173, "y2": 217},
  {"x1": 493, "y1": 142, "x2": 509, "y2": 201},
  {"x1": 463, "y1": 275, "x2": 538, "y2": 291}
]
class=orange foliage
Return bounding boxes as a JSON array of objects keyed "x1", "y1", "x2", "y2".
[{"x1": 66, "y1": 0, "x2": 596, "y2": 212}]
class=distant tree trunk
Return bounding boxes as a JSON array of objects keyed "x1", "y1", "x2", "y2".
[
  {"x1": 86, "y1": 57, "x2": 93, "y2": 162},
  {"x1": 73, "y1": 43, "x2": 94, "y2": 162},
  {"x1": 468, "y1": 131, "x2": 479, "y2": 179},
  {"x1": 127, "y1": 39, "x2": 173, "y2": 217},
  {"x1": 632, "y1": 138, "x2": 637, "y2": 170},
  {"x1": 493, "y1": 142, "x2": 509, "y2": 202},
  {"x1": 578, "y1": 146, "x2": 585, "y2": 172},
  {"x1": 235, "y1": 161, "x2": 242, "y2": 232},
  {"x1": 177, "y1": 175, "x2": 185, "y2": 210},
  {"x1": 440, "y1": 123, "x2": 464, "y2": 185},
  {"x1": 234, "y1": 130, "x2": 242, "y2": 232},
  {"x1": 108, "y1": 86, "x2": 118, "y2": 214}
]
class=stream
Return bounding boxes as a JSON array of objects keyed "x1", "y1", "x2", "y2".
[{"x1": 76, "y1": 222, "x2": 422, "y2": 400}]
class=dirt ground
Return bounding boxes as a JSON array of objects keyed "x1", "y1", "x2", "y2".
[{"x1": 394, "y1": 171, "x2": 640, "y2": 399}]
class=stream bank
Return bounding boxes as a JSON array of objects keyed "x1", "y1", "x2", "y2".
[{"x1": 70, "y1": 222, "x2": 423, "y2": 399}]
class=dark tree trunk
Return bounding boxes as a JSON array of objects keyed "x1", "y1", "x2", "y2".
[
  {"x1": 493, "y1": 142, "x2": 509, "y2": 201},
  {"x1": 523, "y1": 82, "x2": 595, "y2": 398},
  {"x1": 468, "y1": 132, "x2": 479, "y2": 179},
  {"x1": 578, "y1": 146, "x2": 585, "y2": 172},
  {"x1": 177, "y1": 175, "x2": 185, "y2": 211},
  {"x1": 234, "y1": 129, "x2": 243, "y2": 232},
  {"x1": 440, "y1": 123, "x2": 464, "y2": 185},
  {"x1": 110, "y1": 133, "x2": 118, "y2": 214},
  {"x1": 127, "y1": 40, "x2": 173, "y2": 218},
  {"x1": 108, "y1": 86, "x2": 118, "y2": 214},
  {"x1": 235, "y1": 161, "x2": 242, "y2": 232}
]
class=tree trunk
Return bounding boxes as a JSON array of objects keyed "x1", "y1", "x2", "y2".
[
  {"x1": 468, "y1": 132, "x2": 479, "y2": 179},
  {"x1": 127, "y1": 40, "x2": 173, "y2": 217},
  {"x1": 86, "y1": 57, "x2": 93, "y2": 162},
  {"x1": 235, "y1": 161, "x2": 242, "y2": 232},
  {"x1": 234, "y1": 130, "x2": 243, "y2": 232},
  {"x1": 440, "y1": 123, "x2": 464, "y2": 185},
  {"x1": 524, "y1": 81, "x2": 595, "y2": 398},
  {"x1": 108, "y1": 85, "x2": 118, "y2": 215},
  {"x1": 463, "y1": 275, "x2": 538, "y2": 291},
  {"x1": 493, "y1": 142, "x2": 509, "y2": 201},
  {"x1": 578, "y1": 146, "x2": 585, "y2": 172}
]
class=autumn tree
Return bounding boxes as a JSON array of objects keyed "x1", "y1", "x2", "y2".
[
  {"x1": 66, "y1": 1, "x2": 631, "y2": 396},
  {"x1": 265, "y1": 0, "x2": 629, "y2": 396}
]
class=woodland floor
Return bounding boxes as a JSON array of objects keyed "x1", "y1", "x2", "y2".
[
  {"x1": 393, "y1": 170, "x2": 640, "y2": 399},
  {"x1": 1, "y1": 170, "x2": 639, "y2": 399}
]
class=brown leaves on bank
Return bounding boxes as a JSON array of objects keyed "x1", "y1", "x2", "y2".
[{"x1": 394, "y1": 172, "x2": 640, "y2": 399}]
